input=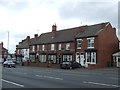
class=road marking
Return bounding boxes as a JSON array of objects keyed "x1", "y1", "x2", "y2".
[
  {"x1": 13, "y1": 71, "x2": 27, "y2": 75},
  {"x1": 61, "y1": 73, "x2": 89, "y2": 77},
  {"x1": 83, "y1": 81, "x2": 120, "y2": 87},
  {"x1": 109, "y1": 77, "x2": 120, "y2": 80},
  {"x1": 1, "y1": 79, "x2": 24, "y2": 87},
  {"x1": 43, "y1": 76, "x2": 63, "y2": 80},
  {"x1": 35, "y1": 75, "x2": 43, "y2": 77},
  {"x1": 35, "y1": 71, "x2": 51, "y2": 73},
  {"x1": 35, "y1": 75, "x2": 63, "y2": 80}
]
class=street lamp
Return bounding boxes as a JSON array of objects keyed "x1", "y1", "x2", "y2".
[{"x1": 7, "y1": 31, "x2": 9, "y2": 52}]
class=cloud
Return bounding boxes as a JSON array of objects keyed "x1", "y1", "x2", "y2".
[
  {"x1": 58, "y1": 2, "x2": 118, "y2": 27},
  {"x1": 0, "y1": 0, "x2": 119, "y2": 53}
]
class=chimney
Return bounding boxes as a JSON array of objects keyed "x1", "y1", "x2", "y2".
[
  {"x1": 34, "y1": 34, "x2": 38, "y2": 39},
  {"x1": 52, "y1": 24, "x2": 57, "y2": 38},
  {"x1": 26, "y1": 36, "x2": 30, "y2": 41}
]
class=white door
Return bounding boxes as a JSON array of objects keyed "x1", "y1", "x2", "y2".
[
  {"x1": 80, "y1": 53, "x2": 85, "y2": 66},
  {"x1": 76, "y1": 52, "x2": 80, "y2": 63}
]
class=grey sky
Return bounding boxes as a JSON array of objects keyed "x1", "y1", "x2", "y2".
[{"x1": 0, "y1": 0, "x2": 119, "y2": 53}]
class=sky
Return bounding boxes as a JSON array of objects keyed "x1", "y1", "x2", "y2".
[{"x1": 0, "y1": 0, "x2": 119, "y2": 53}]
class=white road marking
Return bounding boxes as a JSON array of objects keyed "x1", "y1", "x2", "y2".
[
  {"x1": 35, "y1": 75, "x2": 43, "y2": 77},
  {"x1": 1, "y1": 79, "x2": 24, "y2": 87},
  {"x1": 109, "y1": 77, "x2": 119, "y2": 80},
  {"x1": 83, "y1": 81, "x2": 120, "y2": 87},
  {"x1": 13, "y1": 71, "x2": 27, "y2": 75},
  {"x1": 61, "y1": 73, "x2": 89, "y2": 77},
  {"x1": 43, "y1": 76, "x2": 63, "y2": 80},
  {"x1": 35, "y1": 71, "x2": 51, "y2": 73},
  {"x1": 35, "y1": 75, "x2": 63, "y2": 80}
]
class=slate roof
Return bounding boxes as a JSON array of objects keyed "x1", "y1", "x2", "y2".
[
  {"x1": 17, "y1": 39, "x2": 33, "y2": 49},
  {"x1": 33, "y1": 22, "x2": 109, "y2": 45},
  {"x1": 75, "y1": 22, "x2": 108, "y2": 38}
]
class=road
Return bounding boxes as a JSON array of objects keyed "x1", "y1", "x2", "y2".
[{"x1": 2, "y1": 65, "x2": 120, "y2": 88}]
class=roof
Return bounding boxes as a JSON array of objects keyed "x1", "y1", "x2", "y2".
[
  {"x1": 17, "y1": 39, "x2": 33, "y2": 49},
  {"x1": 34, "y1": 27, "x2": 81, "y2": 44},
  {"x1": 75, "y1": 22, "x2": 109, "y2": 38},
  {"x1": 113, "y1": 51, "x2": 120, "y2": 57},
  {"x1": 33, "y1": 22, "x2": 109, "y2": 45}
]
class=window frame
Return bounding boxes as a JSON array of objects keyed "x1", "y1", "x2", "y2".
[
  {"x1": 51, "y1": 44, "x2": 55, "y2": 51},
  {"x1": 87, "y1": 37, "x2": 94, "y2": 48},
  {"x1": 58, "y1": 44, "x2": 61, "y2": 50},
  {"x1": 66, "y1": 43, "x2": 70, "y2": 50},
  {"x1": 37, "y1": 45, "x2": 39, "y2": 51},
  {"x1": 77, "y1": 39, "x2": 82, "y2": 49},
  {"x1": 42, "y1": 45, "x2": 45, "y2": 51},
  {"x1": 86, "y1": 52, "x2": 96, "y2": 64}
]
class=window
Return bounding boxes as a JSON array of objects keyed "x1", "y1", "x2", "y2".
[
  {"x1": 77, "y1": 39, "x2": 82, "y2": 49},
  {"x1": 48, "y1": 55, "x2": 56, "y2": 63},
  {"x1": 42, "y1": 45, "x2": 44, "y2": 51},
  {"x1": 87, "y1": 37, "x2": 94, "y2": 48},
  {"x1": 32, "y1": 45, "x2": 35, "y2": 52},
  {"x1": 51, "y1": 44, "x2": 54, "y2": 50},
  {"x1": 66, "y1": 43, "x2": 70, "y2": 50},
  {"x1": 39, "y1": 55, "x2": 46, "y2": 62},
  {"x1": 58, "y1": 44, "x2": 61, "y2": 50},
  {"x1": 86, "y1": 52, "x2": 96, "y2": 64},
  {"x1": 63, "y1": 55, "x2": 72, "y2": 61},
  {"x1": 37, "y1": 45, "x2": 39, "y2": 51},
  {"x1": 30, "y1": 55, "x2": 35, "y2": 61}
]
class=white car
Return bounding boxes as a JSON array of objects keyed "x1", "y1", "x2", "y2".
[{"x1": 3, "y1": 61, "x2": 16, "y2": 68}]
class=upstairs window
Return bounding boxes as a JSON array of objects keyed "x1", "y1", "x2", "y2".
[
  {"x1": 58, "y1": 44, "x2": 61, "y2": 50},
  {"x1": 42, "y1": 45, "x2": 44, "y2": 51},
  {"x1": 87, "y1": 37, "x2": 94, "y2": 48},
  {"x1": 66, "y1": 43, "x2": 70, "y2": 50},
  {"x1": 32, "y1": 45, "x2": 35, "y2": 52},
  {"x1": 37, "y1": 45, "x2": 39, "y2": 51},
  {"x1": 51, "y1": 44, "x2": 55, "y2": 50},
  {"x1": 77, "y1": 39, "x2": 82, "y2": 49}
]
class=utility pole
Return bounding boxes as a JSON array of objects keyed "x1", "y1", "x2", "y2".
[{"x1": 7, "y1": 31, "x2": 9, "y2": 52}]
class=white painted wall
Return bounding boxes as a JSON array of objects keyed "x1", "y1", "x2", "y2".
[{"x1": 21, "y1": 49, "x2": 29, "y2": 61}]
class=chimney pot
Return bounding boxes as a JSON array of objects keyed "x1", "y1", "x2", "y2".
[
  {"x1": 34, "y1": 34, "x2": 38, "y2": 39},
  {"x1": 26, "y1": 36, "x2": 30, "y2": 41},
  {"x1": 52, "y1": 24, "x2": 57, "y2": 37}
]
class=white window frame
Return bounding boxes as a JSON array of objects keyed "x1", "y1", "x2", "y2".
[
  {"x1": 87, "y1": 37, "x2": 94, "y2": 48},
  {"x1": 86, "y1": 52, "x2": 96, "y2": 64},
  {"x1": 48, "y1": 55, "x2": 56, "y2": 63},
  {"x1": 32, "y1": 45, "x2": 35, "y2": 52},
  {"x1": 37, "y1": 45, "x2": 39, "y2": 51},
  {"x1": 42, "y1": 45, "x2": 44, "y2": 51},
  {"x1": 51, "y1": 44, "x2": 54, "y2": 51},
  {"x1": 58, "y1": 44, "x2": 61, "y2": 50},
  {"x1": 39, "y1": 55, "x2": 46, "y2": 62},
  {"x1": 66, "y1": 43, "x2": 70, "y2": 50},
  {"x1": 63, "y1": 55, "x2": 72, "y2": 61},
  {"x1": 77, "y1": 39, "x2": 82, "y2": 49}
]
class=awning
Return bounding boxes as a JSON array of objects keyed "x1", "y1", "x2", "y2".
[{"x1": 113, "y1": 51, "x2": 120, "y2": 57}]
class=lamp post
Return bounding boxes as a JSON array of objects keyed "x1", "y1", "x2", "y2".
[{"x1": 7, "y1": 31, "x2": 9, "y2": 52}]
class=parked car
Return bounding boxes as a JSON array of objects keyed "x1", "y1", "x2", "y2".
[
  {"x1": 3, "y1": 61, "x2": 16, "y2": 68},
  {"x1": 60, "y1": 61, "x2": 81, "y2": 69}
]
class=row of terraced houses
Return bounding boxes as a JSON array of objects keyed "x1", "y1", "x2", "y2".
[{"x1": 15, "y1": 22, "x2": 119, "y2": 69}]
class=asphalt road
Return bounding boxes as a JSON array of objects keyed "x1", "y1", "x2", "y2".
[{"x1": 2, "y1": 65, "x2": 120, "y2": 88}]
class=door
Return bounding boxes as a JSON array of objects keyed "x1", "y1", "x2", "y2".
[
  {"x1": 76, "y1": 52, "x2": 80, "y2": 63},
  {"x1": 80, "y1": 53, "x2": 85, "y2": 66}
]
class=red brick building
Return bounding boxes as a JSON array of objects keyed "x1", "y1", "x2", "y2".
[
  {"x1": 75, "y1": 22, "x2": 119, "y2": 68},
  {"x1": 0, "y1": 42, "x2": 8, "y2": 63},
  {"x1": 27, "y1": 22, "x2": 119, "y2": 68}
]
